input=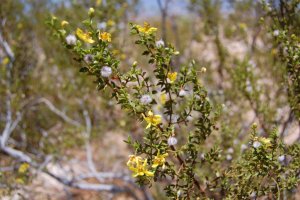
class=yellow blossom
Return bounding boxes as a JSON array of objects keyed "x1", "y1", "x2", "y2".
[
  {"x1": 76, "y1": 28, "x2": 95, "y2": 44},
  {"x1": 15, "y1": 178, "x2": 25, "y2": 184},
  {"x1": 238, "y1": 23, "x2": 247, "y2": 30},
  {"x1": 61, "y1": 20, "x2": 69, "y2": 27},
  {"x1": 112, "y1": 49, "x2": 120, "y2": 55},
  {"x1": 120, "y1": 54, "x2": 127, "y2": 60},
  {"x1": 259, "y1": 137, "x2": 271, "y2": 147},
  {"x1": 152, "y1": 151, "x2": 168, "y2": 168},
  {"x1": 167, "y1": 72, "x2": 177, "y2": 83},
  {"x1": 127, "y1": 156, "x2": 154, "y2": 177},
  {"x1": 127, "y1": 155, "x2": 142, "y2": 168},
  {"x1": 2, "y1": 57, "x2": 9, "y2": 65},
  {"x1": 18, "y1": 163, "x2": 30, "y2": 173},
  {"x1": 137, "y1": 22, "x2": 157, "y2": 35},
  {"x1": 96, "y1": 0, "x2": 102, "y2": 6},
  {"x1": 107, "y1": 20, "x2": 115, "y2": 26},
  {"x1": 160, "y1": 93, "x2": 167, "y2": 105},
  {"x1": 99, "y1": 32, "x2": 111, "y2": 42},
  {"x1": 142, "y1": 111, "x2": 162, "y2": 129}
]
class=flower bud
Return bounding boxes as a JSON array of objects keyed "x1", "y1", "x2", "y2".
[
  {"x1": 88, "y1": 7, "x2": 95, "y2": 17},
  {"x1": 173, "y1": 51, "x2": 180, "y2": 55},
  {"x1": 132, "y1": 61, "x2": 138, "y2": 67},
  {"x1": 61, "y1": 20, "x2": 69, "y2": 27},
  {"x1": 200, "y1": 67, "x2": 207, "y2": 73}
]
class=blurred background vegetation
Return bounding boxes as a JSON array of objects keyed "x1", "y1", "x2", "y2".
[{"x1": 0, "y1": 0, "x2": 299, "y2": 199}]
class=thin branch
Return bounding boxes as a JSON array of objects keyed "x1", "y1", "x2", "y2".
[{"x1": 34, "y1": 98, "x2": 82, "y2": 127}]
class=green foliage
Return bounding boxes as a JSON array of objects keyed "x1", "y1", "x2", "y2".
[{"x1": 48, "y1": 5, "x2": 300, "y2": 199}]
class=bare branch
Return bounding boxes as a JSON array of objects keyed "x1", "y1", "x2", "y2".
[
  {"x1": 1, "y1": 146, "x2": 32, "y2": 163},
  {"x1": 34, "y1": 98, "x2": 82, "y2": 127},
  {"x1": 0, "y1": 31, "x2": 15, "y2": 62}
]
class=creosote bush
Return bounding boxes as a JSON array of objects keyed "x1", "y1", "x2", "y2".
[{"x1": 48, "y1": 7, "x2": 300, "y2": 199}]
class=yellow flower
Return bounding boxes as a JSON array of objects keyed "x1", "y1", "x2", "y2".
[
  {"x1": 99, "y1": 32, "x2": 111, "y2": 42},
  {"x1": 18, "y1": 163, "x2": 30, "y2": 174},
  {"x1": 107, "y1": 20, "x2": 115, "y2": 26},
  {"x1": 136, "y1": 22, "x2": 157, "y2": 35},
  {"x1": 238, "y1": 23, "x2": 247, "y2": 30},
  {"x1": 120, "y1": 54, "x2": 127, "y2": 60},
  {"x1": 2, "y1": 57, "x2": 9, "y2": 65},
  {"x1": 152, "y1": 151, "x2": 168, "y2": 168},
  {"x1": 15, "y1": 178, "x2": 25, "y2": 184},
  {"x1": 160, "y1": 93, "x2": 167, "y2": 105},
  {"x1": 259, "y1": 137, "x2": 271, "y2": 147},
  {"x1": 134, "y1": 159, "x2": 154, "y2": 177},
  {"x1": 76, "y1": 28, "x2": 95, "y2": 44},
  {"x1": 112, "y1": 49, "x2": 120, "y2": 55},
  {"x1": 61, "y1": 20, "x2": 69, "y2": 27},
  {"x1": 96, "y1": 0, "x2": 102, "y2": 6},
  {"x1": 127, "y1": 156, "x2": 154, "y2": 177},
  {"x1": 142, "y1": 111, "x2": 162, "y2": 129},
  {"x1": 127, "y1": 155, "x2": 142, "y2": 168},
  {"x1": 167, "y1": 72, "x2": 177, "y2": 83}
]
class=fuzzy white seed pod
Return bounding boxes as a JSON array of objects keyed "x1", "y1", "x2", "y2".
[
  {"x1": 186, "y1": 115, "x2": 193, "y2": 122},
  {"x1": 156, "y1": 39, "x2": 165, "y2": 48},
  {"x1": 97, "y1": 22, "x2": 107, "y2": 30},
  {"x1": 241, "y1": 144, "x2": 247, "y2": 151},
  {"x1": 253, "y1": 141, "x2": 261, "y2": 149},
  {"x1": 140, "y1": 94, "x2": 152, "y2": 105},
  {"x1": 278, "y1": 155, "x2": 285, "y2": 162},
  {"x1": 66, "y1": 34, "x2": 77, "y2": 45},
  {"x1": 84, "y1": 54, "x2": 93, "y2": 64},
  {"x1": 200, "y1": 153, "x2": 205, "y2": 160},
  {"x1": 227, "y1": 148, "x2": 234, "y2": 154},
  {"x1": 250, "y1": 191, "x2": 257, "y2": 198},
  {"x1": 171, "y1": 114, "x2": 179, "y2": 123},
  {"x1": 168, "y1": 136, "x2": 178, "y2": 146},
  {"x1": 177, "y1": 190, "x2": 182, "y2": 198},
  {"x1": 226, "y1": 154, "x2": 232, "y2": 161},
  {"x1": 273, "y1": 30, "x2": 280, "y2": 37},
  {"x1": 179, "y1": 89, "x2": 187, "y2": 97},
  {"x1": 101, "y1": 66, "x2": 112, "y2": 77}
]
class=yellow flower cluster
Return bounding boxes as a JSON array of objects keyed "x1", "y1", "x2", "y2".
[
  {"x1": 259, "y1": 137, "x2": 271, "y2": 147},
  {"x1": 18, "y1": 163, "x2": 30, "y2": 173},
  {"x1": 137, "y1": 22, "x2": 157, "y2": 35},
  {"x1": 167, "y1": 72, "x2": 177, "y2": 83},
  {"x1": 99, "y1": 32, "x2": 111, "y2": 42},
  {"x1": 127, "y1": 155, "x2": 154, "y2": 177},
  {"x1": 127, "y1": 152, "x2": 168, "y2": 177},
  {"x1": 160, "y1": 93, "x2": 167, "y2": 105},
  {"x1": 152, "y1": 151, "x2": 168, "y2": 169},
  {"x1": 76, "y1": 28, "x2": 95, "y2": 44},
  {"x1": 253, "y1": 136, "x2": 272, "y2": 147},
  {"x1": 142, "y1": 111, "x2": 162, "y2": 129}
]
